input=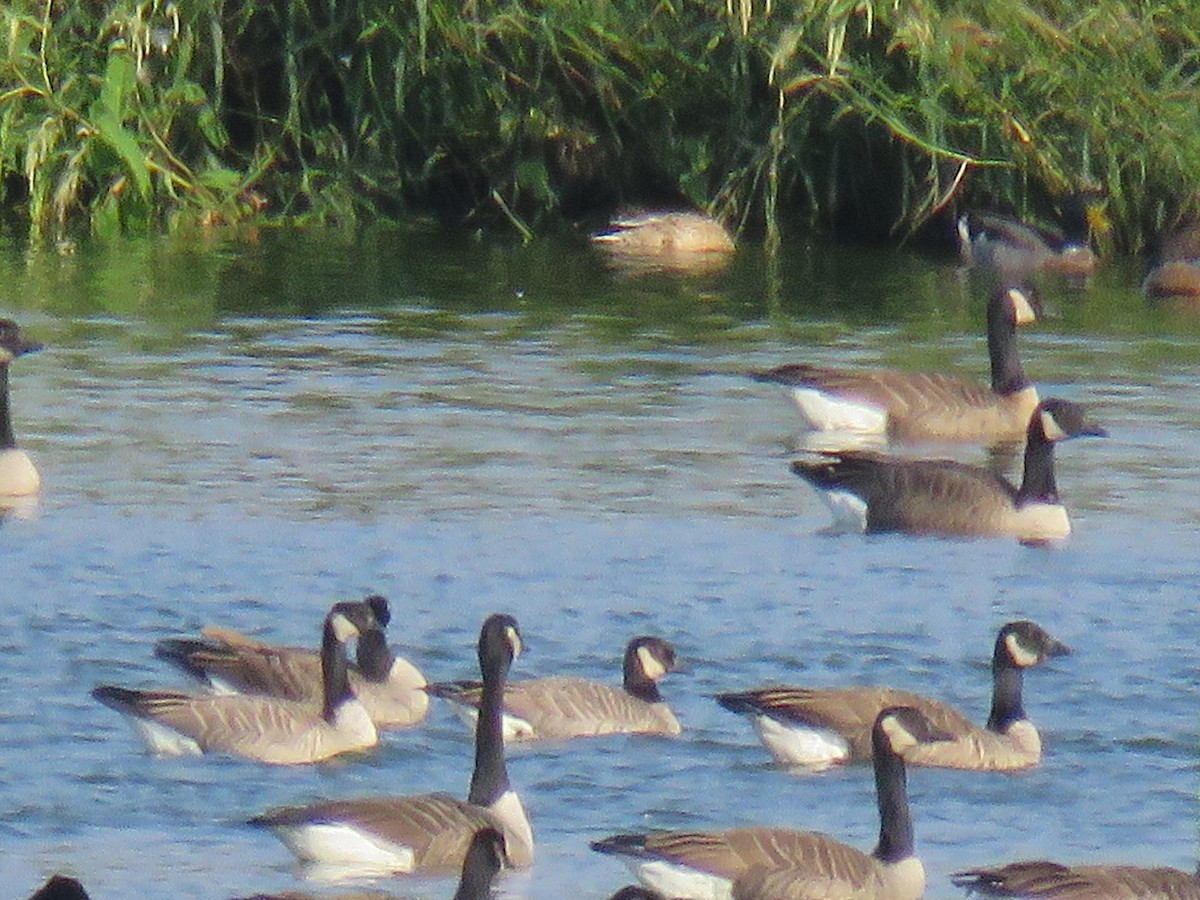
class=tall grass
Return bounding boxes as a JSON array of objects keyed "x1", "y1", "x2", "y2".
[{"x1": 1, "y1": 0, "x2": 1197, "y2": 250}]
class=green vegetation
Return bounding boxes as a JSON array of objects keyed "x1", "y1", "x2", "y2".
[{"x1": 1, "y1": 0, "x2": 1198, "y2": 249}]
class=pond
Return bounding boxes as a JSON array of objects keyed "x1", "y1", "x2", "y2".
[{"x1": 0, "y1": 223, "x2": 1196, "y2": 898}]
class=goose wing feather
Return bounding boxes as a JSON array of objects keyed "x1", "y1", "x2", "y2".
[
  {"x1": 502, "y1": 676, "x2": 678, "y2": 738},
  {"x1": 259, "y1": 794, "x2": 499, "y2": 874},
  {"x1": 722, "y1": 686, "x2": 976, "y2": 759},
  {"x1": 795, "y1": 454, "x2": 1018, "y2": 534},
  {"x1": 953, "y1": 861, "x2": 1200, "y2": 898}
]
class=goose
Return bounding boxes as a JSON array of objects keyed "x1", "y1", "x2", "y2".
[
  {"x1": 749, "y1": 285, "x2": 1042, "y2": 445},
  {"x1": 1143, "y1": 223, "x2": 1200, "y2": 305},
  {"x1": 232, "y1": 826, "x2": 509, "y2": 900},
  {"x1": 957, "y1": 192, "x2": 1105, "y2": 281},
  {"x1": 0, "y1": 319, "x2": 43, "y2": 497},
  {"x1": 789, "y1": 397, "x2": 1106, "y2": 541},
  {"x1": 716, "y1": 620, "x2": 1070, "y2": 771},
  {"x1": 250, "y1": 613, "x2": 534, "y2": 875},
  {"x1": 590, "y1": 706, "x2": 951, "y2": 900},
  {"x1": 591, "y1": 210, "x2": 734, "y2": 275},
  {"x1": 154, "y1": 594, "x2": 429, "y2": 729},
  {"x1": 951, "y1": 859, "x2": 1200, "y2": 898},
  {"x1": 426, "y1": 635, "x2": 681, "y2": 742},
  {"x1": 91, "y1": 599, "x2": 380, "y2": 765}
]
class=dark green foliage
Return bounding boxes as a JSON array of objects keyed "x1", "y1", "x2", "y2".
[{"x1": 1, "y1": 0, "x2": 1198, "y2": 249}]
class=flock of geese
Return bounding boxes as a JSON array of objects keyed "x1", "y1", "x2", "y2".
[{"x1": 4, "y1": 203, "x2": 1198, "y2": 900}]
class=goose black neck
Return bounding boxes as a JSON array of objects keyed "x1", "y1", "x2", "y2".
[
  {"x1": 623, "y1": 652, "x2": 663, "y2": 704},
  {"x1": 453, "y1": 830, "x2": 504, "y2": 900},
  {"x1": 871, "y1": 741, "x2": 914, "y2": 863},
  {"x1": 986, "y1": 664, "x2": 1027, "y2": 731},
  {"x1": 987, "y1": 295, "x2": 1028, "y2": 396},
  {"x1": 1058, "y1": 194, "x2": 1091, "y2": 247},
  {"x1": 468, "y1": 644, "x2": 512, "y2": 806},
  {"x1": 0, "y1": 367, "x2": 14, "y2": 449},
  {"x1": 355, "y1": 628, "x2": 395, "y2": 682},
  {"x1": 1016, "y1": 420, "x2": 1058, "y2": 504},
  {"x1": 319, "y1": 617, "x2": 354, "y2": 723}
]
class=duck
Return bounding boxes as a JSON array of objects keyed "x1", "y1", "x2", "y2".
[
  {"x1": 0, "y1": 319, "x2": 43, "y2": 497},
  {"x1": 250, "y1": 613, "x2": 534, "y2": 875},
  {"x1": 951, "y1": 859, "x2": 1200, "y2": 898},
  {"x1": 1143, "y1": 222, "x2": 1200, "y2": 305},
  {"x1": 427, "y1": 635, "x2": 681, "y2": 741},
  {"x1": 716, "y1": 620, "x2": 1070, "y2": 772},
  {"x1": 591, "y1": 210, "x2": 734, "y2": 274},
  {"x1": 789, "y1": 398, "x2": 1106, "y2": 541},
  {"x1": 91, "y1": 599, "x2": 380, "y2": 765},
  {"x1": 749, "y1": 285, "x2": 1042, "y2": 445},
  {"x1": 957, "y1": 191, "x2": 1105, "y2": 281},
  {"x1": 590, "y1": 706, "x2": 951, "y2": 900},
  {"x1": 154, "y1": 594, "x2": 429, "y2": 729}
]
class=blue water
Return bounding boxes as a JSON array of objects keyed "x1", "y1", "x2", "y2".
[{"x1": 0, "y1": 230, "x2": 1196, "y2": 898}]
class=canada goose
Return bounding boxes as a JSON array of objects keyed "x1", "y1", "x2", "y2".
[
  {"x1": 591, "y1": 706, "x2": 950, "y2": 900},
  {"x1": 750, "y1": 285, "x2": 1042, "y2": 445},
  {"x1": 957, "y1": 192, "x2": 1105, "y2": 281},
  {"x1": 790, "y1": 398, "x2": 1106, "y2": 541},
  {"x1": 154, "y1": 594, "x2": 429, "y2": 729},
  {"x1": 1143, "y1": 223, "x2": 1200, "y2": 305},
  {"x1": 951, "y1": 859, "x2": 1200, "y2": 898},
  {"x1": 27, "y1": 876, "x2": 89, "y2": 900},
  {"x1": 716, "y1": 620, "x2": 1070, "y2": 771},
  {"x1": 591, "y1": 210, "x2": 734, "y2": 275},
  {"x1": 91, "y1": 599, "x2": 380, "y2": 765},
  {"x1": 250, "y1": 613, "x2": 533, "y2": 875},
  {"x1": 607, "y1": 888, "x2": 667, "y2": 900},
  {"x1": 0, "y1": 319, "x2": 43, "y2": 497},
  {"x1": 427, "y1": 635, "x2": 681, "y2": 741}
]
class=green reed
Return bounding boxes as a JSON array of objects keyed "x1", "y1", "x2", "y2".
[{"x1": 1, "y1": 0, "x2": 1197, "y2": 250}]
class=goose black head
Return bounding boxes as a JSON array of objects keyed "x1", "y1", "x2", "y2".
[
  {"x1": 0, "y1": 319, "x2": 42, "y2": 364},
  {"x1": 1034, "y1": 398, "x2": 1108, "y2": 442},
  {"x1": 996, "y1": 620, "x2": 1072, "y2": 669}
]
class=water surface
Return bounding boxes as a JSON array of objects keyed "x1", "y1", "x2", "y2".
[{"x1": 0, "y1": 227, "x2": 1196, "y2": 898}]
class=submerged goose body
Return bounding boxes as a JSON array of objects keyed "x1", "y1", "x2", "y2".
[
  {"x1": 251, "y1": 614, "x2": 533, "y2": 875},
  {"x1": 717, "y1": 621, "x2": 1070, "y2": 771},
  {"x1": 952, "y1": 859, "x2": 1200, "y2": 898},
  {"x1": 428, "y1": 635, "x2": 681, "y2": 741},
  {"x1": 591, "y1": 707, "x2": 950, "y2": 900},
  {"x1": 1144, "y1": 223, "x2": 1200, "y2": 305},
  {"x1": 790, "y1": 398, "x2": 1106, "y2": 540},
  {"x1": 591, "y1": 210, "x2": 734, "y2": 275},
  {"x1": 0, "y1": 319, "x2": 43, "y2": 497},
  {"x1": 92, "y1": 601, "x2": 380, "y2": 765},
  {"x1": 154, "y1": 594, "x2": 429, "y2": 729},
  {"x1": 750, "y1": 286, "x2": 1041, "y2": 445}
]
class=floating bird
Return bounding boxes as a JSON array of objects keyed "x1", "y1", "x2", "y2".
[
  {"x1": 951, "y1": 858, "x2": 1200, "y2": 898},
  {"x1": 591, "y1": 210, "x2": 734, "y2": 274},
  {"x1": 957, "y1": 192, "x2": 1105, "y2": 281},
  {"x1": 1143, "y1": 222, "x2": 1200, "y2": 306},
  {"x1": 250, "y1": 614, "x2": 533, "y2": 875},
  {"x1": 790, "y1": 398, "x2": 1106, "y2": 541},
  {"x1": 27, "y1": 876, "x2": 89, "y2": 900},
  {"x1": 750, "y1": 285, "x2": 1042, "y2": 446},
  {"x1": 717, "y1": 620, "x2": 1070, "y2": 771},
  {"x1": 0, "y1": 319, "x2": 43, "y2": 497},
  {"x1": 591, "y1": 706, "x2": 950, "y2": 900},
  {"x1": 428, "y1": 635, "x2": 681, "y2": 741},
  {"x1": 92, "y1": 599, "x2": 380, "y2": 765},
  {"x1": 154, "y1": 594, "x2": 429, "y2": 729}
]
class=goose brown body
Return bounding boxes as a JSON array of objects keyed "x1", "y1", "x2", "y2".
[
  {"x1": 750, "y1": 286, "x2": 1041, "y2": 446},
  {"x1": 952, "y1": 860, "x2": 1200, "y2": 898},
  {"x1": 428, "y1": 636, "x2": 680, "y2": 741}
]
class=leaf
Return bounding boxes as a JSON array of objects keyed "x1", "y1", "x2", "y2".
[
  {"x1": 99, "y1": 50, "x2": 137, "y2": 118},
  {"x1": 93, "y1": 111, "x2": 152, "y2": 201}
]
